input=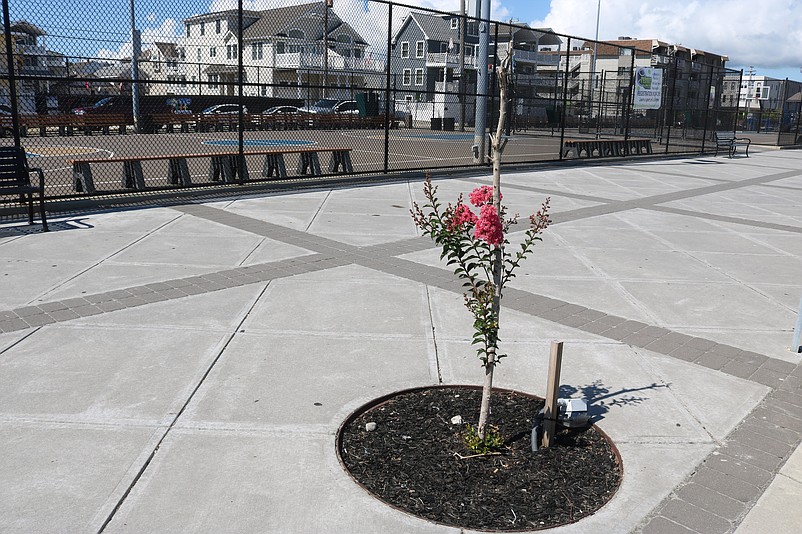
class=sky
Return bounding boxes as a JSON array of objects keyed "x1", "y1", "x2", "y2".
[{"x1": 14, "y1": 0, "x2": 802, "y2": 81}]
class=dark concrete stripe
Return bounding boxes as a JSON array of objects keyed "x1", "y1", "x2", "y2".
[
  {"x1": 651, "y1": 205, "x2": 802, "y2": 234},
  {"x1": 638, "y1": 368, "x2": 802, "y2": 533}
]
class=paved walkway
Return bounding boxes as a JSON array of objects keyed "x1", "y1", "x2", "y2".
[{"x1": 1, "y1": 149, "x2": 801, "y2": 533}]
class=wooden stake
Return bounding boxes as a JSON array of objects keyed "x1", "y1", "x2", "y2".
[{"x1": 541, "y1": 341, "x2": 563, "y2": 449}]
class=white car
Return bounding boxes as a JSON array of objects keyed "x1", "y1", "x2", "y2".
[
  {"x1": 201, "y1": 104, "x2": 248, "y2": 115},
  {"x1": 302, "y1": 99, "x2": 359, "y2": 115}
]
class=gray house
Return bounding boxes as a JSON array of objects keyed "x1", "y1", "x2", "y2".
[
  {"x1": 390, "y1": 11, "x2": 562, "y2": 124},
  {"x1": 391, "y1": 11, "x2": 479, "y2": 103}
]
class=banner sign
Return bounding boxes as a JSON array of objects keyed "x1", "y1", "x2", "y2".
[{"x1": 634, "y1": 67, "x2": 662, "y2": 109}]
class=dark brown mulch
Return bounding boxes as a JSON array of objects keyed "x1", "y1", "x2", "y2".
[{"x1": 338, "y1": 386, "x2": 621, "y2": 531}]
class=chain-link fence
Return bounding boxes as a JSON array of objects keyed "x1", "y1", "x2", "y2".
[{"x1": 3, "y1": 0, "x2": 780, "y2": 203}]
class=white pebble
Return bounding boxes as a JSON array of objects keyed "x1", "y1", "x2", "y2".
[
  {"x1": 450, "y1": 415, "x2": 463, "y2": 425},
  {"x1": 365, "y1": 422, "x2": 377, "y2": 432}
]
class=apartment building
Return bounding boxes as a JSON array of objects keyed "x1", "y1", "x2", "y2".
[{"x1": 177, "y1": 1, "x2": 380, "y2": 100}]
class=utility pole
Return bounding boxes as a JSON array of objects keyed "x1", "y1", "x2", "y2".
[
  {"x1": 459, "y1": 0, "x2": 466, "y2": 131},
  {"x1": 130, "y1": 0, "x2": 141, "y2": 132},
  {"x1": 472, "y1": 0, "x2": 490, "y2": 164}
]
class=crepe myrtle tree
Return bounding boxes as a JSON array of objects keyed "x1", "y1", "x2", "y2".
[{"x1": 412, "y1": 44, "x2": 551, "y2": 445}]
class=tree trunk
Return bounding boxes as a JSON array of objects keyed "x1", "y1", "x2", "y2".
[{"x1": 476, "y1": 42, "x2": 513, "y2": 441}]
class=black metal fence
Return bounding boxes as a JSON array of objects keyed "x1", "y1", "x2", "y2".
[{"x1": 3, "y1": 0, "x2": 789, "y2": 203}]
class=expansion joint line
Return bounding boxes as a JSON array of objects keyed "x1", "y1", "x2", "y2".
[{"x1": 96, "y1": 283, "x2": 271, "y2": 533}]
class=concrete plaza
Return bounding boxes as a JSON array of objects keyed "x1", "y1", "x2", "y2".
[{"x1": 1, "y1": 148, "x2": 801, "y2": 533}]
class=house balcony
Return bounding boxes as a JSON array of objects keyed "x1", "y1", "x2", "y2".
[
  {"x1": 426, "y1": 52, "x2": 477, "y2": 70},
  {"x1": 18, "y1": 44, "x2": 47, "y2": 56},
  {"x1": 434, "y1": 81, "x2": 459, "y2": 92},
  {"x1": 514, "y1": 73, "x2": 560, "y2": 86},
  {"x1": 274, "y1": 52, "x2": 384, "y2": 72},
  {"x1": 494, "y1": 45, "x2": 560, "y2": 66}
]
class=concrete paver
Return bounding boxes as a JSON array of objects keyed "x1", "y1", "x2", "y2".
[{"x1": 1, "y1": 148, "x2": 801, "y2": 533}]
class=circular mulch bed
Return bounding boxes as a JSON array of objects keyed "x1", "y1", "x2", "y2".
[{"x1": 337, "y1": 386, "x2": 621, "y2": 531}]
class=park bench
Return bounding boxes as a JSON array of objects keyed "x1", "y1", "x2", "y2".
[
  {"x1": 14, "y1": 114, "x2": 80, "y2": 137},
  {"x1": 67, "y1": 147, "x2": 354, "y2": 193},
  {"x1": 713, "y1": 131, "x2": 750, "y2": 158},
  {"x1": 0, "y1": 146, "x2": 48, "y2": 231},
  {"x1": 150, "y1": 112, "x2": 196, "y2": 133},
  {"x1": 562, "y1": 137, "x2": 652, "y2": 158},
  {"x1": 78, "y1": 114, "x2": 130, "y2": 135}
]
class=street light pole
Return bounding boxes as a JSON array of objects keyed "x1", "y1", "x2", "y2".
[
  {"x1": 129, "y1": 0, "x2": 141, "y2": 132},
  {"x1": 473, "y1": 0, "x2": 490, "y2": 164},
  {"x1": 590, "y1": 0, "x2": 600, "y2": 119}
]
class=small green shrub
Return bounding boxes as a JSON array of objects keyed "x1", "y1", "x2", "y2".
[{"x1": 464, "y1": 424, "x2": 504, "y2": 454}]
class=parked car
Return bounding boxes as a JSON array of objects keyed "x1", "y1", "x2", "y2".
[
  {"x1": 72, "y1": 97, "x2": 118, "y2": 115},
  {"x1": 262, "y1": 105, "x2": 300, "y2": 115},
  {"x1": 201, "y1": 104, "x2": 248, "y2": 115},
  {"x1": 302, "y1": 99, "x2": 359, "y2": 115}
]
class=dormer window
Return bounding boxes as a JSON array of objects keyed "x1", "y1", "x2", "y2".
[{"x1": 451, "y1": 18, "x2": 458, "y2": 30}]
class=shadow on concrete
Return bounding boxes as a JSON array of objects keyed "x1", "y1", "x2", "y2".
[
  {"x1": 559, "y1": 380, "x2": 671, "y2": 423},
  {"x1": 0, "y1": 218, "x2": 93, "y2": 237}
]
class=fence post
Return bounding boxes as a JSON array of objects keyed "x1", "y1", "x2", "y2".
[
  {"x1": 558, "y1": 36, "x2": 571, "y2": 160},
  {"x1": 2, "y1": 0, "x2": 21, "y2": 149},
  {"x1": 383, "y1": 1, "x2": 392, "y2": 174}
]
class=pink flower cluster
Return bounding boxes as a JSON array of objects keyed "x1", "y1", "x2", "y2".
[
  {"x1": 446, "y1": 186, "x2": 504, "y2": 246},
  {"x1": 448, "y1": 202, "x2": 478, "y2": 230},
  {"x1": 474, "y1": 204, "x2": 503, "y2": 245},
  {"x1": 469, "y1": 185, "x2": 501, "y2": 207}
]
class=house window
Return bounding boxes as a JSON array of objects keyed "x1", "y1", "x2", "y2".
[
  {"x1": 197, "y1": 48, "x2": 201, "y2": 61},
  {"x1": 451, "y1": 18, "x2": 458, "y2": 29},
  {"x1": 416, "y1": 41, "x2": 424, "y2": 58},
  {"x1": 414, "y1": 68, "x2": 423, "y2": 86},
  {"x1": 216, "y1": 19, "x2": 221, "y2": 34},
  {"x1": 261, "y1": 85, "x2": 269, "y2": 96},
  {"x1": 276, "y1": 42, "x2": 285, "y2": 54},
  {"x1": 186, "y1": 24, "x2": 191, "y2": 38},
  {"x1": 405, "y1": 95, "x2": 413, "y2": 102},
  {"x1": 208, "y1": 74, "x2": 219, "y2": 88},
  {"x1": 200, "y1": 22, "x2": 205, "y2": 36},
  {"x1": 468, "y1": 22, "x2": 478, "y2": 35},
  {"x1": 400, "y1": 41, "x2": 409, "y2": 58},
  {"x1": 226, "y1": 44, "x2": 238, "y2": 59},
  {"x1": 402, "y1": 68, "x2": 412, "y2": 85},
  {"x1": 210, "y1": 47, "x2": 216, "y2": 57},
  {"x1": 354, "y1": 48, "x2": 362, "y2": 59},
  {"x1": 252, "y1": 43, "x2": 263, "y2": 60}
]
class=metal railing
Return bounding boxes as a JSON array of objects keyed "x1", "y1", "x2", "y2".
[{"x1": 2, "y1": 0, "x2": 792, "y2": 206}]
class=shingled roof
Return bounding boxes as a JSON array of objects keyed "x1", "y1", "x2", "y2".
[{"x1": 239, "y1": 1, "x2": 366, "y2": 45}]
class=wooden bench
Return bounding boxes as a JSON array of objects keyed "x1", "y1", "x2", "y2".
[
  {"x1": 713, "y1": 131, "x2": 750, "y2": 158},
  {"x1": 67, "y1": 147, "x2": 354, "y2": 193},
  {"x1": 151, "y1": 112, "x2": 196, "y2": 133},
  {"x1": 15, "y1": 114, "x2": 80, "y2": 137},
  {"x1": 78, "y1": 114, "x2": 130, "y2": 135},
  {"x1": 0, "y1": 146, "x2": 48, "y2": 231},
  {"x1": 562, "y1": 137, "x2": 653, "y2": 158}
]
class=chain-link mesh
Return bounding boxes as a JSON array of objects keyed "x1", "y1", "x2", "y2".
[{"x1": 3, "y1": 0, "x2": 782, "y2": 204}]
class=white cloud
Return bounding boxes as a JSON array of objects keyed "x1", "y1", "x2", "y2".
[
  {"x1": 530, "y1": 0, "x2": 802, "y2": 71},
  {"x1": 96, "y1": 18, "x2": 181, "y2": 60}
]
